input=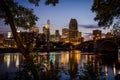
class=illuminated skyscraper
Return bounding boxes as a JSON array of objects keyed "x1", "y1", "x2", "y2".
[
  {"x1": 29, "y1": 27, "x2": 39, "y2": 33},
  {"x1": 105, "y1": 32, "x2": 114, "y2": 38},
  {"x1": 77, "y1": 31, "x2": 81, "y2": 41},
  {"x1": 62, "y1": 28, "x2": 69, "y2": 38},
  {"x1": 61, "y1": 28, "x2": 69, "y2": 42},
  {"x1": 69, "y1": 18, "x2": 78, "y2": 42},
  {"x1": 93, "y1": 29, "x2": 101, "y2": 41},
  {"x1": 54, "y1": 30, "x2": 60, "y2": 42},
  {"x1": 43, "y1": 20, "x2": 50, "y2": 42}
]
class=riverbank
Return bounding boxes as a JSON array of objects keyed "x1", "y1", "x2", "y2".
[
  {"x1": 0, "y1": 47, "x2": 119, "y2": 54},
  {"x1": 0, "y1": 47, "x2": 73, "y2": 53},
  {"x1": 0, "y1": 48, "x2": 19, "y2": 53}
]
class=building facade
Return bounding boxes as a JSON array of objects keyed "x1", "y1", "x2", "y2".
[
  {"x1": 54, "y1": 30, "x2": 60, "y2": 42},
  {"x1": 69, "y1": 18, "x2": 78, "y2": 42},
  {"x1": 105, "y1": 32, "x2": 114, "y2": 38},
  {"x1": 93, "y1": 29, "x2": 102, "y2": 41},
  {"x1": 61, "y1": 28, "x2": 69, "y2": 42},
  {"x1": 43, "y1": 20, "x2": 50, "y2": 42}
]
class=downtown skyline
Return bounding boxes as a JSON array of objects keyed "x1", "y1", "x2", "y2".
[{"x1": 0, "y1": 0, "x2": 111, "y2": 37}]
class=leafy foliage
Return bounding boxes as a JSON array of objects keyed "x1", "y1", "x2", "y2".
[
  {"x1": 91, "y1": 0, "x2": 120, "y2": 28},
  {"x1": 45, "y1": 0, "x2": 59, "y2": 6},
  {"x1": 111, "y1": 20, "x2": 120, "y2": 37},
  {"x1": 0, "y1": 0, "x2": 38, "y2": 29},
  {"x1": 28, "y1": 0, "x2": 40, "y2": 6}
]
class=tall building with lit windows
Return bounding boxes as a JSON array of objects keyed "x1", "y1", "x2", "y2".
[
  {"x1": 62, "y1": 28, "x2": 69, "y2": 38},
  {"x1": 105, "y1": 32, "x2": 114, "y2": 38},
  {"x1": 61, "y1": 28, "x2": 69, "y2": 42},
  {"x1": 54, "y1": 30, "x2": 60, "y2": 42},
  {"x1": 43, "y1": 20, "x2": 50, "y2": 42},
  {"x1": 77, "y1": 32, "x2": 82, "y2": 39},
  {"x1": 92, "y1": 29, "x2": 101, "y2": 41},
  {"x1": 69, "y1": 18, "x2": 78, "y2": 42}
]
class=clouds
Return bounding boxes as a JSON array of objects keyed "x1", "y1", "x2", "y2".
[{"x1": 78, "y1": 25, "x2": 99, "y2": 29}]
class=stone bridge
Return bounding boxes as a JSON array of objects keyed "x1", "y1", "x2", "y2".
[{"x1": 77, "y1": 37, "x2": 120, "y2": 53}]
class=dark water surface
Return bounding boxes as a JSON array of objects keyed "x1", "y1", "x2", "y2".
[{"x1": 0, "y1": 50, "x2": 120, "y2": 80}]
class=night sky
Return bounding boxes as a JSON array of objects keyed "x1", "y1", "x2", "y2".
[{"x1": 0, "y1": 0, "x2": 111, "y2": 38}]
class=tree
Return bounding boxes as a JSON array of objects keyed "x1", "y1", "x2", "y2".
[
  {"x1": 0, "y1": 0, "x2": 58, "y2": 80},
  {"x1": 91, "y1": 0, "x2": 120, "y2": 28},
  {"x1": 111, "y1": 21, "x2": 120, "y2": 37},
  {"x1": 0, "y1": 0, "x2": 40, "y2": 79},
  {"x1": 2, "y1": 0, "x2": 119, "y2": 79},
  {"x1": 0, "y1": 0, "x2": 38, "y2": 56}
]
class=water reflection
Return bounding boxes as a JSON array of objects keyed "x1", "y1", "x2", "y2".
[
  {"x1": 113, "y1": 63, "x2": 116, "y2": 75},
  {"x1": 0, "y1": 53, "x2": 21, "y2": 74},
  {"x1": 118, "y1": 58, "x2": 120, "y2": 63},
  {"x1": 105, "y1": 65, "x2": 108, "y2": 76},
  {"x1": 4, "y1": 54, "x2": 10, "y2": 68},
  {"x1": 0, "y1": 50, "x2": 120, "y2": 80}
]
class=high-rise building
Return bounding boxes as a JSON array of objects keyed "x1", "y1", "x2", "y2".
[
  {"x1": 61, "y1": 28, "x2": 69, "y2": 42},
  {"x1": 69, "y1": 18, "x2": 78, "y2": 42},
  {"x1": 77, "y1": 32, "x2": 82, "y2": 39},
  {"x1": 55, "y1": 30, "x2": 60, "y2": 37},
  {"x1": 105, "y1": 32, "x2": 114, "y2": 38},
  {"x1": 77, "y1": 31, "x2": 84, "y2": 43},
  {"x1": 43, "y1": 20, "x2": 50, "y2": 42},
  {"x1": 54, "y1": 30, "x2": 60, "y2": 42},
  {"x1": 29, "y1": 27, "x2": 39, "y2": 33},
  {"x1": 62, "y1": 28, "x2": 69, "y2": 38},
  {"x1": 93, "y1": 29, "x2": 102, "y2": 41}
]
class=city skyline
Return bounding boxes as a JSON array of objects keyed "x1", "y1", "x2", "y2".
[{"x1": 0, "y1": 0, "x2": 111, "y2": 37}]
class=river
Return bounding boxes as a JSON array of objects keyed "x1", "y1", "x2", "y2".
[{"x1": 0, "y1": 50, "x2": 120, "y2": 80}]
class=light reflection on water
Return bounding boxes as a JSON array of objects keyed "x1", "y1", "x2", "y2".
[{"x1": 0, "y1": 50, "x2": 120, "y2": 80}]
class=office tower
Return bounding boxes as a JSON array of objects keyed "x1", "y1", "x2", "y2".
[
  {"x1": 43, "y1": 20, "x2": 50, "y2": 42},
  {"x1": 29, "y1": 27, "x2": 39, "y2": 33},
  {"x1": 93, "y1": 29, "x2": 101, "y2": 41},
  {"x1": 105, "y1": 32, "x2": 114, "y2": 38},
  {"x1": 69, "y1": 18, "x2": 78, "y2": 42},
  {"x1": 62, "y1": 28, "x2": 69, "y2": 38},
  {"x1": 61, "y1": 28, "x2": 69, "y2": 42},
  {"x1": 77, "y1": 31, "x2": 82, "y2": 39},
  {"x1": 54, "y1": 30, "x2": 60, "y2": 42},
  {"x1": 55, "y1": 30, "x2": 60, "y2": 37}
]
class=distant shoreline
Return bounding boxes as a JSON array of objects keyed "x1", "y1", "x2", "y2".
[
  {"x1": 0, "y1": 47, "x2": 118, "y2": 54},
  {"x1": 0, "y1": 47, "x2": 73, "y2": 53}
]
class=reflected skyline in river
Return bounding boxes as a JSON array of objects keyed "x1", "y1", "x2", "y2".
[{"x1": 0, "y1": 50, "x2": 120, "y2": 80}]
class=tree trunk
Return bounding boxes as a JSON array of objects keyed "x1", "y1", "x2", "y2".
[
  {"x1": 0, "y1": 0, "x2": 27, "y2": 58},
  {"x1": 0, "y1": 0, "x2": 40, "y2": 80}
]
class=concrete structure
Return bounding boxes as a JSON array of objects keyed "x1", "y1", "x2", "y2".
[
  {"x1": 43, "y1": 20, "x2": 50, "y2": 42},
  {"x1": 29, "y1": 27, "x2": 39, "y2": 33},
  {"x1": 105, "y1": 32, "x2": 114, "y2": 38},
  {"x1": 61, "y1": 28, "x2": 69, "y2": 42},
  {"x1": 93, "y1": 29, "x2": 102, "y2": 41},
  {"x1": 78, "y1": 37, "x2": 120, "y2": 53},
  {"x1": 62, "y1": 28, "x2": 69, "y2": 38},
  {"x1": 54, "y1": 30, "x2": 60, "y2": 42},
  {"x1": 69, "y1": 18, "x2": 78, "y2": 42}
]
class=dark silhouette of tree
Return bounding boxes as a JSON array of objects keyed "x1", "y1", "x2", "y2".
[
  {"x1": 111, "y1": 21, "x2": 120, "y2": 37},
  {"x1": 1, "y1": 0, "x2": 119, "y2": 79},
  {"x1": 91, "y1": 0, "x2": 120, "y2": 28},
  {"x1": 0, "y1": 0, "x2": 38, "y2": 57},
  {"x1": 0, "y1": 0, "x2": 58, "y2": 80}
]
